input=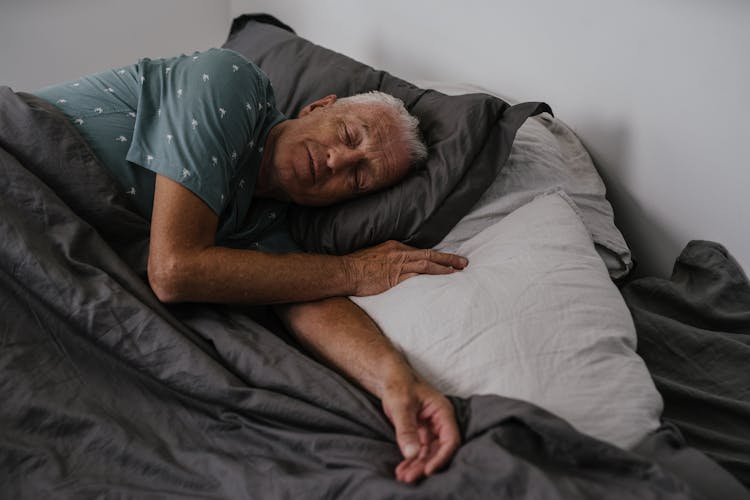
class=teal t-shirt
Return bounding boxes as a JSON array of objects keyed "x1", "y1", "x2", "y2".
[{"x1": 35, "y1": 48, "x2": 298, "y2": 252}]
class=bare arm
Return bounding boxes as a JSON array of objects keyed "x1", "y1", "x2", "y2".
[
  {"x1": 147, "y1": 175, "x2": 466, "y2": 304},
  {"x1": 277, "y1": 297, "x2": 460, "y2": 483}
]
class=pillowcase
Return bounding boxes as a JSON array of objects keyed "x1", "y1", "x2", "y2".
[
  {"x1": 223, "y1": 15, "x2": 550, "y2": 254},
  {"x1": 350, "y1": 191, "x2": 662, "y2": 449},
  {"x1": 416, "y1": 80, "x2": 632, "y2": 279}
]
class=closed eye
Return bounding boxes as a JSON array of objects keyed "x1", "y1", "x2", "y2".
[{"x1": 344, "y1": 124, "x2": 356, "y2": 148}]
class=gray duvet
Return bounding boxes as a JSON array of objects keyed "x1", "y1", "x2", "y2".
[{"x1": 1, "y1": 87, "x2": 747, "y2": 499}]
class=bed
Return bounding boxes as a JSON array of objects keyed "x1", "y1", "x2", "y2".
[{"x1": 1, "y1": 14, "x2": 749, "y2": 499}]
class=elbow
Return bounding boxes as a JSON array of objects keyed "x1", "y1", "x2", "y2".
[{"x1": 148, "y1": 254, "x2": 187, "y2": 304}]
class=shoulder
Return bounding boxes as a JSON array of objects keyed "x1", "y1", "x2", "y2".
[
  {"x1": 194, "y1": 48, "x2": 253, "y2": 67},
  {"x1": 188, "y1": 48, "x2": 267, "y2": 80},
  {"x1": 139, "y1": 48, "x2": 275, "y2": 103},
  {"x1": 139, "y1": 48, "x2": 267, "y2": 80}
]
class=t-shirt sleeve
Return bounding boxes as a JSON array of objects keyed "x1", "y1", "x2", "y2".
[
  {"x1": 126, "y1": 48, "x2": 276, "y2": 215},
  {"x1": 255, "y1": 225, "x2": 303, "y2": 254}
]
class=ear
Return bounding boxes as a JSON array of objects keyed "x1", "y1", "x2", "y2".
[{"x1": 298, "y1": 94, "x2": 337, "y2": 118}]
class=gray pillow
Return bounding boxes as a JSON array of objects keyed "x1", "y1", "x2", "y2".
[
  {"x1": 223, "y1": 15, "x2": 550, "y2": 254},
  {"x1": 437, "y1": 112, "x2": 633, "y2": 279}
]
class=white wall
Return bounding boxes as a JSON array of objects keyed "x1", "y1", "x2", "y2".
[
  {"x1": 2, "y1": 0, "x2": 748, "y2": 277},
  {"x1": 0, "y1": 0, "x2": 232, "y2": 91},
  {"x1": 232, "y1": 0, "x2": 750, "y2": 277}
]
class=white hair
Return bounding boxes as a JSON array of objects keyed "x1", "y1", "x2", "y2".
[{"x1": 334, "y1": 91, "x2": 428, "y2": 164}]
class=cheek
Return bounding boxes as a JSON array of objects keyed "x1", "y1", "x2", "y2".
[
  {"x1": 273, "y1": 145, "x2": 302, "y2": 185},
  {"x1": 321, "y1": 182, "x2": 358, "y2": 205}
]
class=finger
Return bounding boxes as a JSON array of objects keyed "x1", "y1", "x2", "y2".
[
  {"x1": 413, "y1": 401, "x2": 459, "y2": 475},
  {"x1": 401, "y1": 259, "x2": 457, "y2": 277},
  {"x1": 396, "y1": 455, "x2": 427, "y2": 484},
  {"x1": 423, "y1": 439, "x2": 457, "y2": 476},
  {"x1": 388, "y1": 399, "x2": 421, "y2": 460},
  {"x1": 395, "y1": 452, "x2": 422, "y2": 479},
  {"x1": 395, "y1": 424, "x2": 435, "y2": 482},
  {"x1": 417, "y1": 426, "x2": 432, "y2": 460},
  {"x1": 414, "y1": 249, "x2": 469, "y2": 269},
  {"x1": 395, "y1": 454, "x2": 417, "y2": 474},
  {"x1": 395, "y1": 456, "x2": 413, "y2": 476},
  {"x1": 423, "y1": 417, "x2": 461, "y2": 476},
  {"x1": 395, "y1": 457, "x2": 412, "y2": 481}
]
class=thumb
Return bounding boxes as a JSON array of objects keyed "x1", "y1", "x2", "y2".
[{"x1": 389, "y1": 401, "x2": 421, "y2": 459}]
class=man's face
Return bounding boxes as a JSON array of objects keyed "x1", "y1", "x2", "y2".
[{"x1": 263, "y1": 96, "x2": 412, "y2": 206}]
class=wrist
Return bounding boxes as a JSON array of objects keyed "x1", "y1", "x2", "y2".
[
  {"x1": 377, "y1": 357, "x2": 419, "y2": 398},
  {"x1": 338, "y1": 254, "x2": 359, "y2": 296}
]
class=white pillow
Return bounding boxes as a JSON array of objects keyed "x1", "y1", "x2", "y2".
[{"x1": 351, "y1": 192, "x2": 662, "y2": 449}]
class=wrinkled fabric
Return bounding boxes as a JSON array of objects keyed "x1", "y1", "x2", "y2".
[
  {"x1": 1, "y1": 86, "x2": 746, "y2": 499},
  {"x1": 623, "y1": 240, "x2": 750, "y2": 489}
]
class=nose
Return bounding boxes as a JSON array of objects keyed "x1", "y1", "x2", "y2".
[{"x1": 326, "y1": 145, "x2": 362, "y2": 174}]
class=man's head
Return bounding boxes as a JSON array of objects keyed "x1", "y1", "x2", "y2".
[{"x1": 257, "y1": 91, "x2": 427, "y2": 206}]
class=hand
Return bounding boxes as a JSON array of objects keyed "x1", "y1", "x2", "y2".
[
  {"x1": 343, "y1": 240, "x2": 468, "y2": 296},
  {"x1": 381, "y1": 379, "x2": 461, "y2": 483}
]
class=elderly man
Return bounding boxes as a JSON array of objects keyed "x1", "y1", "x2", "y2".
[{"x1": 35, "y1": 47, "x2": 467, "y2": 483}]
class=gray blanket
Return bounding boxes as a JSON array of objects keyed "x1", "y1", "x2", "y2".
[
  {"x1": 1, "y1": 87, "x2": 747, "y2": 499},
  {"x1": 622, "y1": 241, "x2": 750, "y2": 490}
]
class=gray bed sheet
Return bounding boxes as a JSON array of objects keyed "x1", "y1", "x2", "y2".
[{"x1": 1, "y1": 87, "x2": 747, "y2": 499}]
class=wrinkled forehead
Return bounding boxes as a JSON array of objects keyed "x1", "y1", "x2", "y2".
[{"x1": 342, "y1": 103, "x2": 411, "y2": 179}]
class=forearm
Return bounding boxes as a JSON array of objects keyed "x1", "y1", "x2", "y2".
[
  {"x1": 278, "y1": 297, "x2": 461, "y2": 482},
  {"x1": 149, "y1": 246, "x2": 354, "y2": 305},
  {"x1": 147, "y1": 173, "x2": 467, "y2": 306},
  {"x1": 276, "y1": 296, "x2": 417, "y2": 398}
]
